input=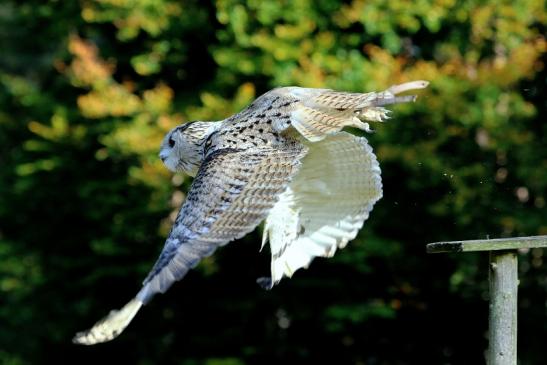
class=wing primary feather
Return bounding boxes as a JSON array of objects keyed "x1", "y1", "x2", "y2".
[
  {"x1": 75, "y1": 140, "x2": 307, "y2": 344},
  {"x1": 72, "y1": 298, "x2": 143, "y2": 345},
  {"x1": 264, "y1": 132, "x2": 383, "y2": 284}
]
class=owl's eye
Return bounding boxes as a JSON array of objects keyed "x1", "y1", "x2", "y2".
[{"x1": 168, "y1": 137, "x2": 175, "y2": 148}]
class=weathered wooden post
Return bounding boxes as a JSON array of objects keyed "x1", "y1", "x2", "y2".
[{"x1": 426, "y1": 235, "x2": 547, "y2": 365}]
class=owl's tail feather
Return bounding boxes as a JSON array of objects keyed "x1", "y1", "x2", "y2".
[
  {"x1": 371, "y1": 80, "x2": 430, "y2": 107},
  {"x1": 386, "y1": 80, "x2": 430, "y2": 97},
  {"x1": 72, "y1": 297, "x2": 143, "y2": 345}
]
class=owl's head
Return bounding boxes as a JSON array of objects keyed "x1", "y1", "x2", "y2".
[{"x1": 159, "y1": 121, "x2": 217, "y2": 176}]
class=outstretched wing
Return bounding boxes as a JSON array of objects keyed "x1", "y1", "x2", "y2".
[
  {"x1": 261, "y1": 132, "x2": 382, "y2": 286},
  {"x1": 138, "y1": 143, "x2": 306, "y2": 301},
  {"x1": 73, "y1": 141, "x2": 307, "y2": 345},
  {"x1": 272, "y1": 80, "x2": 428, "y2": 141}
]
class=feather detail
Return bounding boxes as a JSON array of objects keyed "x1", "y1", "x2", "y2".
[
  {"x1": 75, "y1": 81, "x2": 426, "y2": 343},
  {"x1": 72, "y1": 298, "x2": 143, "y2": 345},
  {"x1": 263, "y1": 132, "x2": 382, "y2": 284},
  {"x1": 75, "y1": 141, "x2": 307, "y2": 344},
  {"x1": 283, "y1": 80, "x2": 428, "y2": 141}
]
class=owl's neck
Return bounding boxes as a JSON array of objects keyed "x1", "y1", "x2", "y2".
[{"x1": 181, "y1": 121, "x2": 221, "y2": 176}]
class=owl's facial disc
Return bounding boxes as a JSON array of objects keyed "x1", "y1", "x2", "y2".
[
  {"x1": 159, "y1": 122, "x2": 205, "y2": 176},
  {"x1": 159, "y1": 129, "x2": 182, "y2": 172}
]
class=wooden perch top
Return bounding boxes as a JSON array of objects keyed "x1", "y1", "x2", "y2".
[{"x1": 427, "y1": 235, "x2": 547, "y2": 253}]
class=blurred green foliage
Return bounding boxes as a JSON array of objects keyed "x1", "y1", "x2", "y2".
[{"x1": 0, "y1": 0, "x2": 546, "y2": 364}]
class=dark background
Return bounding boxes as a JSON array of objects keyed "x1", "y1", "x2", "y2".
[{"x1": 0, "y1": 0, "x2": 546, "y2": 364}]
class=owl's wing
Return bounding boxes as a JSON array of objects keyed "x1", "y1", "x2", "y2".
[
  {"x1": 73, "y1": 141, "x2": 307, "y2": 345},
  {"x1": 260, "y1": 132, "x2": 382, "y2": 287},
  {"x1": 277, "y1": 80, "x2": 428, "y2": 142}
]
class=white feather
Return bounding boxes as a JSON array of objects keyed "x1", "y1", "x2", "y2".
[
  {"x1": 263, "y1": 132, "x2": 382, "y2": 284},
  {"x1": 72, "y1": 298, "x2": 143, "y2": 345}
]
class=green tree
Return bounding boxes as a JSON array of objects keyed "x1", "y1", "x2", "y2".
[{"x1": 0, "y1": 0, "x2": 545, "y2": 364}]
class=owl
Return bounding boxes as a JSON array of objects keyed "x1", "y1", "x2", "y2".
[{"x1": 73, "y1": 80, "x2": 428, "y2": 345}]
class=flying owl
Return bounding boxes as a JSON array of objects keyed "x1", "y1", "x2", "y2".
[{"x1": 73, "y1": 80, "x2": 428, "y2": 345}]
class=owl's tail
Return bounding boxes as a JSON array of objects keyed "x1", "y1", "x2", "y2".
[{"x1": 72, "y1": 297, "x2": 142, "y2": 345}]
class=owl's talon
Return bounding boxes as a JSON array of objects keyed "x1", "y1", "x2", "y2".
[{"x1": 256, "y1": 277, "x2": 273, "y2": 290}]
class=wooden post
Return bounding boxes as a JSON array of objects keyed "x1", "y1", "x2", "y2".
[
  {"x1": 488, "y1": 251, "x2": 517, "y2": 365},
  {"x1": 427, "y1": 235, "x2": 547, "y2": 365}
]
